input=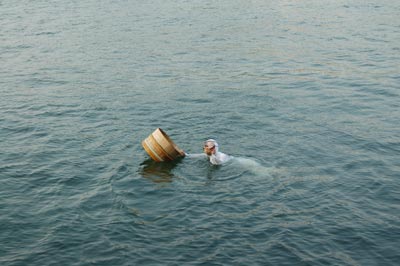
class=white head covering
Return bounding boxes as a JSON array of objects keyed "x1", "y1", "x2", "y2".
[{"x1": 205, "y1": 139, "x2": 219, "y2": 153}]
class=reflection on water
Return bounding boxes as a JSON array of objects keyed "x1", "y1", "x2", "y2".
[{"x1": 139, "y1": 158, "x2": 182, "y2": 183}]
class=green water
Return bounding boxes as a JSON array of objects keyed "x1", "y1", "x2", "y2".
[{"x1": 1, "y1": 0, "x2": 399, "y2": 265}]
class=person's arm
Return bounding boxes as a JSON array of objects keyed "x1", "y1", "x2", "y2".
[{"x1": 185, "y1": 153, "x2": 208, "y2": 159}]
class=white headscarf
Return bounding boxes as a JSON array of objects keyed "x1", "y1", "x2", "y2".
[{"x1": 205, "y1": 139, "x2": 219, "y2": 152}]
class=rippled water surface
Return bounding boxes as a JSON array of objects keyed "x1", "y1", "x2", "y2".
[{"x1": 1, "y1": 0, "x2": 400, "y2": 265}]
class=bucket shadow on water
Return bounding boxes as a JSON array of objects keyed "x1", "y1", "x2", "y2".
[{"x1": 139, "y1": 158, "x2": 183, "y2": 183}]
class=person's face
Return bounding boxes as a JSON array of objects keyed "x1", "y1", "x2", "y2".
[{"x1": 203, "y1": 142, "x2": 215, "y2": 156}]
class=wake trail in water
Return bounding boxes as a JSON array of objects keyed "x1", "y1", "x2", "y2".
[
  {"x1": 231, "y1": 157, "x2": 281, "y2": 177},
  {"x1": 185, "y1": 153, "x2": 283, "y2": 178}
]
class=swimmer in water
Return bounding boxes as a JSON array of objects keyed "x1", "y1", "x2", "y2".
[
  {"x1": 185, "y1": 139, "x2": 231, "y2": 165},
  {"x1": 203, "y1": 139, "x2": 231, "y2": 165}
]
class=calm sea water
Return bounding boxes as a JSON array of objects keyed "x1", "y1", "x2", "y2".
[{"x1": 1, "y1": 0, "x2": 400, "y2": 265}]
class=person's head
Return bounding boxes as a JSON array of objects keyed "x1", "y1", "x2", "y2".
[{"x1": 203, "y1": 139, "x2": 218, "y2": 156}]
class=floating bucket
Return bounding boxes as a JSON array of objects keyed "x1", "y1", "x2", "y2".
[{"x1": 142, "y1": 128, "x2": 185, "y2": 162}]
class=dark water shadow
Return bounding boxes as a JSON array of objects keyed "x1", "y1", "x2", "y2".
[{"x1": 139, "y1": 158, "x2": 183, "y2": 183}]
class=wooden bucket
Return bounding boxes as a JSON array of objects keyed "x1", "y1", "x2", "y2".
[{"x1": 142, "y1": 128, "x2": 185, "y2": 162}]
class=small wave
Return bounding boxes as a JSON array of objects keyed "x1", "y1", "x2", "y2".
[{"x1": 34, "y1": 31, "x2": 60, "y2": 36}]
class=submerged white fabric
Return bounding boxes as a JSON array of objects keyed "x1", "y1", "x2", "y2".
[{"x1": 208, "y1": 151, "x2": 230, "y2": 165}]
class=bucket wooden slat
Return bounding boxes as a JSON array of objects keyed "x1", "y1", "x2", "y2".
[
  {"x1": 142, "y1": 135, "x2": 172, "y2": 162},
  {"x1": 152, "y1": 130, "x2": 181, "y2": 159},
  {"x1": 142, "y1": 128, "x2": 185, "y2": 162}
]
